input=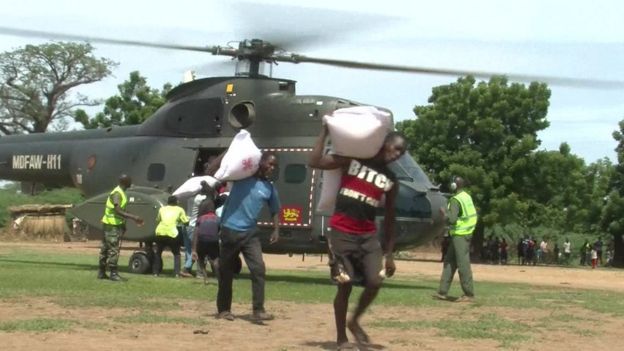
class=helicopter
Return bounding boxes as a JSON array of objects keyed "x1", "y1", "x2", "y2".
[{"x1": 0, "y1": 24, "x2": 619, "y2": 274}]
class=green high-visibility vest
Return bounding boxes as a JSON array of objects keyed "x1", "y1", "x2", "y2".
[
  {"x1": 449, "y1": 190, "x2": 477, "y2": 236},
  {"x1": 101, "y1": 186, "x2": 128, "y2": 226}
]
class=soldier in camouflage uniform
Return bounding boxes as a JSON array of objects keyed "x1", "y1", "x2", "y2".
[{"x1": 98, "y1": 175, "x2": 144, "y2": 281}]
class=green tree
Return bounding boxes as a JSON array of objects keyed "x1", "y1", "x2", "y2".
[
  {"x1": 600, "y1": 120, "x2": 624, "y2": 267},
  {"x1": 0, "y1": 42, "x2": 116, "y2": 134},
  {"x1": 397, "y1": 76, "x2": 551, "y2": 258},
  {"x1": 74, "y1": 71, "x2": 172, "y2": 128},
  {"x1": 585, "y1": 158, "x2": 613, "y2": 233},
  {"x1": 522, "y1": 146, "x2": 589, "y2": 232}
]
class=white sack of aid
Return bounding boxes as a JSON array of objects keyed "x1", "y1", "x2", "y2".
[
  {"x1": 172, "y1": 175, "x2": 220, "y2": 200},
  {"x1": 214, "y1": 129, "x2": 262, "y2": 181},
  {"x1": 316, "y1": 106, "x2": 393, "y2": 214}
]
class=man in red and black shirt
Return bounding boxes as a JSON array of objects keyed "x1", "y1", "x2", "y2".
[{"x1": 309, "y1": 125, "x2": 406, "y2": 350}]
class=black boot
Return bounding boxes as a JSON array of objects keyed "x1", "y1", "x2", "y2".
[
  {"x1": 97, "y1": 267, "x2": 109, "y2": 280},
  {"x1": 97, "y1": 258, "x2": 108, "y2": 279},
  {"x1": 109, "y1": 268, "x2": 123, "y2": 282}
]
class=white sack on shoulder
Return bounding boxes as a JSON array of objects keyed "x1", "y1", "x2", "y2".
[
  {"x1": 316, "y1": 168, "x2": 342, "y2": 214},
  {"x1": 323, "y1": 106, "x2": 392, "y2": 159},
  {"x1": 172, "y1": 175, "x2": 220, "y2": 200},
  {"x1": 214, "y1": 129, "x2": 262, "y2": 181}
]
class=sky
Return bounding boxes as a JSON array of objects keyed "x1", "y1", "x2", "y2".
[{"x1": 0, "y1": 0, "x2": 623, "y2": 163}]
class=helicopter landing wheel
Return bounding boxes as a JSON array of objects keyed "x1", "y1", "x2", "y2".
[{"x1": 128, "y1": 251, "x2": 151, "y2": 274}]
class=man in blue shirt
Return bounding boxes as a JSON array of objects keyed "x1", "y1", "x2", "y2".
[{"x1": 213, "y1": 151, "x2": 280, "y2": 321}]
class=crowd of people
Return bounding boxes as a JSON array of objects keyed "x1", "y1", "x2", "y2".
[{"x1": 469, "y1": 235, "x2": 615, "y2": 268}]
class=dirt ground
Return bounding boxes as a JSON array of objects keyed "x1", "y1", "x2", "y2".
[{"x1": 1, "y1": 241, "x2": 624, "y2": 351}]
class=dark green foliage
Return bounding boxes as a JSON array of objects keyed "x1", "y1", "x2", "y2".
[
  {"x1": 397, "y1": 76, "x2": 613, "y2": 257},
  {"x1": 600, "y1": 121, "x2": 624, "y2": 266},
  {"x1": 397, "y1": 76, "x2": 551, "y2": 254},
  {"x1": 74, "y1": 71, "x2": 172, "y2": 128}
]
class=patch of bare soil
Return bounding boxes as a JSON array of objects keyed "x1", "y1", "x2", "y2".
[
  {"x1": 2, "y1": 298, "x2": 624, "y2": 351},
  {"x1": 2, "y1": 241, "x2": 624, "y2": 350}
]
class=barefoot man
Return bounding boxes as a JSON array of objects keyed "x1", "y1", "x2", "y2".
[{"x1": 309, "y1": 125, "x2": 407, "y2": 350}]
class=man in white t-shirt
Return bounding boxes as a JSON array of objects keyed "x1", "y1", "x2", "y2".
[
  {"x1": 563, "y1": 238, "x2": 572, "y2": 263},
  {"x1": 539, "y1": 239, "x2": 548, "y2": 263}
]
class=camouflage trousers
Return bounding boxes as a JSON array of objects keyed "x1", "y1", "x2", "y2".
[{"x1": 99, "y1": 224, "x2": 124, "y2": 270}]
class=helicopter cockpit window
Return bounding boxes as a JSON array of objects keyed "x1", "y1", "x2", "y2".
[
  {"x1": 147, "y1": 163, "x2": 166, "y2": 182},
  {"x1": 284, "y1": 164, "x2": 307, "y2": 184},
  {"x1": 388, "y1": 154, "x2": 434, "y2": 188}
]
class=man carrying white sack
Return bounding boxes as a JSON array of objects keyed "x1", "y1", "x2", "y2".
[
  {"x1": 209, "y1": 151, "x2": 281, "y2": 322},
  {"x1": 309, "y1": 124, "x2": 407, "y2": 350}
]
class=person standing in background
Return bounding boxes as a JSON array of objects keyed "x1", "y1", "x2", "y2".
[
  {"x1": 499, "y1": 238, "x2": 508, "y2": 265},
  {"x1": 434, "y1": 176, "x2": 477, "y2": 303},
  {"x1": 563, "y1": 238, "x2": 572, "y2": 264}
]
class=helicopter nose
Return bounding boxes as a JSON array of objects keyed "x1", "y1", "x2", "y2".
[
  {"x1": 394, "y1": 181, "x2": 432, "y2": 218},
  {"x1": 384, "y1": 182, "x2": 447, "y2": 248}
]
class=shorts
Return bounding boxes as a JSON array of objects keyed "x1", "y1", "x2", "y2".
[
  {"x1": 196, "y1": 240, "x2": 220, "y2": 261},
  {"x1": 327, "y1": 229, "x2": 383, "y2": 287}
]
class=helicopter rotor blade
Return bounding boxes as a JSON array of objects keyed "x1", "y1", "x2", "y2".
[
  {"x1": 225, "y1": 1, "x2": 403, "y2": 52},
  {"x1": 284, "y1": 55, "x2": 624, "y2": 89},
  {"x1": 0, "y1": 26, "x2": 222, "y2": 54},
  {"x1": 190, "y1": 59, "x2": 237, "y2": 76},
  {"x1": 1, "y1": 24, "x2": 620, "y2": 89}
]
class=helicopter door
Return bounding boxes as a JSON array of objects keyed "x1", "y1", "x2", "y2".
[
  {"x1": 192, "y1": 148, "x2": 225, "y2": 176},
  {"x1": 256, "y1": 148, "x2": 315, "y2": 228}
]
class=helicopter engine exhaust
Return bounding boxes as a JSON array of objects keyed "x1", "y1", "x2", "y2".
[{"x1": 228, "y1": 101, "x2": 256, "y2": 129}]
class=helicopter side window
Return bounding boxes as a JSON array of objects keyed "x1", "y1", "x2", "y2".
[
  {"x1": 147, "y1": 163, "x2": 166, "y2": 182},
  {"x1": 284, "y1": 164, "x2": 307, "y2": 184}
]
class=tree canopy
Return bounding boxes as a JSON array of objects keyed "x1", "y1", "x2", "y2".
[
  {"x1": 397, "y1": 76, "x2": 552, "y2": 253},
  {"x1": 600, "y1": 121, "x2": 624, "y2": 266},
  {"x1": 397, "y1": 75, "x2": 614, "y2": 260},
  {"x1": 74, "y1": 71, "x2": 171, "y2": 129},
  {"x1": 0, "y1": 42, "x2": 116, "y2": 134}
]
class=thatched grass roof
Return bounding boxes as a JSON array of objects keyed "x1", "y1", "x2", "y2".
[{"x1": 9, "y1": 204, "x2": 72, "y2": 216}]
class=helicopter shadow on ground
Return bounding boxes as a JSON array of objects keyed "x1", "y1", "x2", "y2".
[
  {"x1": 0, "y1": 257, "x2": 96, "y2": 272},
  {"x1": 237, "y1": 272, "x2": 431, "y2": 290},
  {"x1": 0, "y1": 257, "x2": 145, "y2": 276},
  {"x1": 302, "y1": 341, "x2": 385, "y2": 351}
]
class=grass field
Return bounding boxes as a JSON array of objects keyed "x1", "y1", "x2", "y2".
[{"x1": 1, "y1": 244, "x2": 623, "y2": 350}]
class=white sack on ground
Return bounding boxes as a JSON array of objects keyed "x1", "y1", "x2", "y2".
[
  {"x1": 172, "y1": 175, "x2": 220, "y2": 200},
  {"x1": 214, "y1": 129, "x2": 262, "y2": 181},
  {"x1": 316, "y1": 168, "x2": 343, "y2": 214},
  {"x1": 323, "y1": 106, "x2": 392, "y2": 159}
]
